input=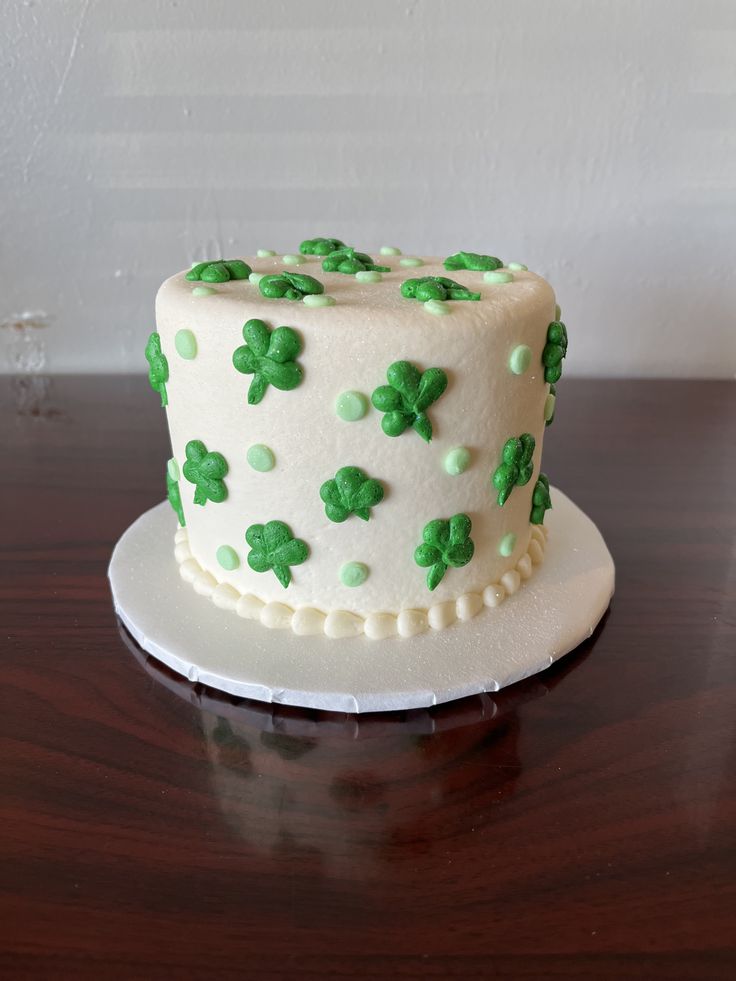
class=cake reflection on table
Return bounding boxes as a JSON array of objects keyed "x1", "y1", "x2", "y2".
[{"x1": 119, "y1": 618, "x2": 601, "y2": 878}]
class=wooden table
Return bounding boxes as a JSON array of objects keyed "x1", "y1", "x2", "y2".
[{"x1": 1, "y1": 376, "x2": 734, "y2": 980}]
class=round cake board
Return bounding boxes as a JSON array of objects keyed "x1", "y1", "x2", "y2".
[{"x1": 108, "y1": 489, "x2": 614, "y2": 714}]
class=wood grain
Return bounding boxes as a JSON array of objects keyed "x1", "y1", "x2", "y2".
[{"x1": 1, "y1": 376, "x2": 734, "y2": 980}]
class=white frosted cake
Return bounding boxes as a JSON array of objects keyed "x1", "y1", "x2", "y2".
[{"x1": 146, "y1": 242, "x2": 567, "y2": 641}]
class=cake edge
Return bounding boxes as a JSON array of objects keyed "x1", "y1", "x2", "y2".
[{"x1": 173, "y1": 523, "x2": 548, "y2": 640}]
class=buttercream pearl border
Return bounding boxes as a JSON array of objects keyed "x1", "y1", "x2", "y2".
[{"x1": 173, "y1": 525, "x2": 547, "y2": 640}]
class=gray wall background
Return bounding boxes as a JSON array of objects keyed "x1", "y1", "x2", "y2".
[{"x1": 2, "y1": 0, "x2": 735, "y2": 376}]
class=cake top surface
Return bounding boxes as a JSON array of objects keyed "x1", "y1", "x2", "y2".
[{"x1": 158, "y1": 250, "x2": 554, "y2": 328}]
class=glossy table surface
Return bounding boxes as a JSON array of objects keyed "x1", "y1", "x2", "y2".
[{"x1": 1, "y1": 376, "x2": 734, "y2": 979}]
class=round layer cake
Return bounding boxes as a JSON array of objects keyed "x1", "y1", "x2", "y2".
[{"x1": 148, "y1": 245, "x2": 566, "y2": 640}]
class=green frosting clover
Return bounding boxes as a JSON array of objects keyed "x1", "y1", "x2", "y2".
[
  {"x1": 492, "y1": 434, "x2": 535, "y2": 506},
  {"x1": 530, "y1": 473, "x2": 552, "y2": 525},
  {"x1": 259, "y1": 271, "x2": 325, "y2": 301},
  {"x1": 300, "y1": 237, "x2": 346, "y2": 256},
  {"x1": 372, "y1": 361, "x2": 447, "y2": 442},
  {"x1": 320, "y1": 466, "x2": 385, "y2": 523},
  {"x1": 145, "y1": 332, "x2": 169, "y2": 407},
  {"x1": 245, "y1": 520, "x2": 309, "y2": 588},
  {"x1": 321, "y1": 247, "x2": 389, "y2": 275},
  {"x1": 444, "y1": 251, "x2": 503, "y2": 272},
  {"x1": 166, "y1": 471, "x2": 185, "y2": 526},
  {"x1": 414, "y1": 514, "x2": 475, "y2": 591},
  {"x1": 542, "y1": 321, "x2": 568, "y2": 383},
  {"x1": 232, "y1": 318, "x2": 303, "y2": 405},
  {"x1": 400, "y1": 276, "x2": 480, "y2": 302},
  {"x1": 186, "y1": 259, "x2": 252, "y2": 283},
  {"x1": 183, "y1": 439, "x2": 229, "y2": 506}
]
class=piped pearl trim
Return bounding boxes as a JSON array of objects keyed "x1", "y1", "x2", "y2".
[{"x1": 173, "y1": 524, "x2": 548, "y2": 641}]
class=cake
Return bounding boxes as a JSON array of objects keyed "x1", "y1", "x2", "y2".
[{"x1": 147, "y1": 242, "x2": 567, "y2": 641}]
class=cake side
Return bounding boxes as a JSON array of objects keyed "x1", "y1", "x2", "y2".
[{"x1": 152, "y1": 250, "x2": 561, "y2": 637}]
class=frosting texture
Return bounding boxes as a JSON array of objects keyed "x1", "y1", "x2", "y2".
[{"x1": 155, "y1": 253, "x2": 557, "y2": 623}]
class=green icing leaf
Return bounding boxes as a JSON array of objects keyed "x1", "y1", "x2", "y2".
[
  {"x1": 321, "y1": 247, "x2": 389, "y2": 275},
  {"x1": 371, "y1": 360, "x2": 447, "y2": 443},
  {"x1": 185, "y1": 259, "x2": 252, "y2": 282},
  {"x1": 545, "y1": 382, "x2": 557, "y2": 427},
  {"x1": 166, "y1": 471, "x2": 185, "y2": 526},
  {"x1": 232, "y1": 319, "x2": 303, "y2": 404},
  {"x1": 145, "y1": 332, "x2": 169, "y2": 407},
  {"x1": 530, "y1": 473, "x2": 552, "y2": 525},
  {"x1": 183, "y1": 439, "x2": 229, "y2": 506},
  {"x1": 492, "y1": 434, "x2": 535, "y2": 506},
  {"x1": 300, "y1": 237, "x2": 346, "y2": 256},
  {"x1": 259, "y1": 272, "x2": 325, "y2": 301},
  {"x1": 400, "y1": 276, "x2": 481, "y2": 302},
  {"x1": 414, "y1": 513, "x2": 475, "y2": 591},
  {"x1": 542, "y1": 321, "x2": 568, "y2": 384},
  {"x1": 245, "y1": 520, "x2": 309, "y2": 588},
  {"x1": 444, "y1": 252, "x2": 503, "y2": 272},
  {"x1": 320, "y1": 466, "x2": 385, "y2": 523}
]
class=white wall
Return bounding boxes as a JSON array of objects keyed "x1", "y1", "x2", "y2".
[{"x1": 2, "y1": 0, "x2": 735, "y2": 376}]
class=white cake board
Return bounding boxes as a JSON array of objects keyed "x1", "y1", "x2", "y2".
[{"x1": 108, "y1": 489, "x2": 614, "y2": 714}]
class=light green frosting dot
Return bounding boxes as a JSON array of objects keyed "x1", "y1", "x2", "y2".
[
  {"x1": 355, "y1": 270, "x2": 382, "y2": 283},
  {"x1": 424, "y1": 299, "x2": 450, "y2": 316},
  {"x1": 444, "y1": 446, "x2": 471, "y2": 476},
  {"x1": 192, "y1": 285, "x2": 216, "y2": 296},
  {"x1": 282, "y1": 253, "x2": 306, "y2": 265},
  {"x1": 555, "y1": 303, "x2": 562, "y2": 320},
  {"x1": 509, "y1": 344, "x2": 532, "y2": 375},
  {"x1": 484, "y1": 270, "x2": 514, "y2": 284},
  {"x1": 340, "y1": 561, "x2": 369, "y2": 587},
  {"x1": 257, "y1": 249, "x2": 276, "y2": 258},
  {"x1": 399, "y1": 257, "x2": 424, "y2": 267},
  {"x1": 247, "y1": 443, "x2": 275, "y2": 472},
  {"x1": 499, "y1": 533, "x2": 517, "y2": 558},
  {"x1": 507, "y1": 262, "x2": 528, "y2": 271},
  {"x1": 174, "y1": 328, "x2": 197, "y2": 360},
  {"x1": 249, "y1": 272, "x2": 263, "y2": 285},
  {"x1": 380, "y1": 246, "x2": 402, "y2": 256},
  {"x1": 216, "y1": 545, "x2": 240, "y2": 571},
  {"x1": 167, "y1": 457, "x2": 179, "y2": 481},
  {"x1": 303, "y1": 294, "x2": 335, "y2": 307},
  {"x1": 544, "y1": 392, "x2": 557, "y2": 421},
  {"x1": 335, "y1": 390, "x2": 368, "y2": 422}
]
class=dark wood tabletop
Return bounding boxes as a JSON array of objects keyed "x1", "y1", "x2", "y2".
[{"x1": 1, "y1": 375, "x2": 734, "y2": 980}]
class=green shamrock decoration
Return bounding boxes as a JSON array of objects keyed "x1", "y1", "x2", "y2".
[
  {"x1": 166, "y1": 471, "x2": 185, "y2": 526},
  {"x1": 542, "y1": 320, "x2": 568, "y2": 383},
  {"x1": 492, "y1": 434, "x2": 535, "y2": 506},
  {"x1": 414, "y1": 513, "x2": 475, "y2": 591},
  {"x1": 545, "y1": 383, "x2": 557, "y2": 427},
  {"x1": 183, "y1": 439, "x2": 229, "y2": 506},
  {"x1": 232, "y1": 319, "x2": 303, "y2": 405},
  {"x1": 400, "y1": 276, "x2": 480, "y2": 302},
  {"x1": 372, "y1": 360, "x2": 448, "y2": 443},
  {"x1": 321, "y1": 247, "x2": 389, "y2": 275},
  {"x1": 245, "y1": 520, "x2": 309, "y2": 588},
  {"x1": 145, "y1": 331, "x2": 169, "y2": 406},
  {"x1": 300, "y1": 237, "x2": 346, "y2": 256},
  {"x1": 443, "y1": 251, "x2": 503, "y2": 272},
  {"x1": 186, "y1": 259, "x2": 252, "y2": 283},
  {"x1": 530, "y1": 473, "x2": 552, "y2": 525},
  {"x1": 259, "y1": 271, "x2": 325, "y2": 301},
  {"x1": 320, "y1": 466, "x2": 385, "y2": 523}
]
